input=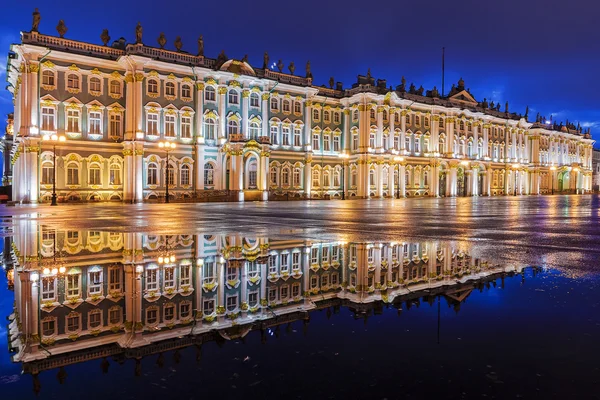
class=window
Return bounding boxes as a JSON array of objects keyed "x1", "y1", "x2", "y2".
[
  {"x1": 205, "y1": 86, "x2": 216, "y2": 101},
  {"x1": 66, "y1": 274, "x2": 81, "y2": 297},
  {"x1": 394, "y1": 113, "x2": 400, "y2": 123},
  {"x1": 370, "y1": 132, "x2": 376, "y2": 148},
  {"x1": 268, "y1": 287, "x2": 277, "y2": 302},
  {"x1": 293, "y1": 168, "x2": 301, "y2": 186},
  {"x1": 292, "y1": 252, "x2": 300, "y2": 270},
  {"x1": 406, "y1": 114, "x2": 411, "y2": 125},
  {"x1": 164, "y1": 267, "x2": 175, "y2": 289},
  {"x1": 382, "y1": 110, "x2": 388, "y2": 121},
  {"x1": 226, "y1": 295, "x2": 238, "y2": 311},
  {"x1": 416, "y1": 115, "x2": 421, "y2": 126},
  {"x1": 89, "y1": 270, "x2": 103, "y2": 295},
  {"x1": 282, "y1": 126, "x2": 290, "y2": 146},
  {"x1": 249, "y1": 291, "x2": 258, "y2": 307},
  {"x1": 67, "y1": 163, "x2": 79, "y2": 185},
  {"x1": 181, "y1": 116, "x2": 192, "y2": 138},
  {"x1": 42, "y1": 70, "x2": 55, "y2": 86},
  {"x1": 146, "y1": 307, "x2": 158, "y2": 325},
  {"x1": 41, "y1": 107, "x2": 55, "y2": 131},
  {"x1": 204, "y1": 117, "x2": 216, "y2": 140},
  {"x1": 294, "y1": 101, "x2": 301, "y2": 114},
  {"x1": 147, "y1": 163, "x2": 158, "y2": 185},
  {"x1": 414, "y1": 137, "x2": 420, "y2": 153},
  {"x1": 42, "y1": 318, "x2": 55, "y2": 337},
  {"x1": 294, "y1": 127, "x2": 302, "y2": 146},
  {"x1": 110, "y1": 113, "x2": 122, "y2": 138},
  {"x1": 226, "y1": 119, "x2": 238, "y2": 136},
  {"x1": 283, "y1": 100, "x2": 291, "y2": 113},
  {"x1": 41, "y1": 277, "x2": 56, "y2": 301},
  {"x1": 204, "y1": 164, "x2": 214, "y2": 185},
  {"x1": 292, "y1": 283, "x2": 300, "y2": 297},
  {"x1": 334, "y1": 112, "x2": 340, "y2": 124},
  {"x1": 181, "y1": 164, "x2": 190, "y2": 186},
  {"x1": 66, "y1": 313, "x2": 80, "y2": 332},
  {"x1": 89, "y1": 111, "x2": 102, "y2": 135},
  {"x1": 313, "y1": 109, "x2": 319, "y2": 121},
  {"x1": 89, "y1": 164, "x2": 101, "y2": 185},
  {"x1": 180, "y1": 302, "x2": 191, "y2": 318},
  {"x1": 148, "y1": 79, "x2": 158, "y2": 95},
  {"x1": 280, "y1": 285, "x2": 289, "y2": 300},
  {"x1": 109, "y1": 80, "x2": 121, "y2": 97},
  {"x1": 370, "y1": 109, "x2": 375, "y2": 119},
  {"x1": 352, "y1": 132, "x2": 358, "y2": 151},
  {"x1": 250, "y1": 93, "x2": 259, "y2": 107},
  {"x1": 323, "y1": 134, "x2": 331, "y2": 151},
  {"x1": 312, "y1": 169, "x2": 320, "y2": 187},
  {"x1": 405, "y1": 137, "x2": 411, "y2": 152},
  {"x1": 270, "y1": 168, "x2": 278, "y2": 186},
  {"x1": 313, "y1": 133, "x2": 320, "y2": 151},
  {"x1": 89, "y1": 77, "x2": 101, "y2": 93},
  {"x1": 67, "y1": 74, "x2": 80, "y2": 90},
  {"x1": 228, "y1": 90, "x2": 239, "y2": 105},
  {"x1": 165, "y1": 114, "x2": 176, "y2": 137},
  {"x1": 334, "y1": 169, "x2": 340, "y2": 186},
  {"x1": 146, "y1": 268, "x2": 158, "y2": 291},
  {"x1": 181, "y1": 84, "x2": 191, "y2": 99},
  {"x1": 109, "y1": 307, "x2": 122, "y2": 324},
  {"x1": 270, "y1": 125, "x2": 279, "y2": 145},
  {"x1": 180, "y1": 265, "x2": 191, "y2": 286},
  {"x1": 41, "y1": 162, "x2": 53, "y2": 185},
  {"x1": 282, "y1": 168, "x2": 290, "y2": 186},
  {"x1": 109, "y1": 267, "x2": 122, "y2": 291},
  {"x1": 271, "y1": 97, "x2": 279, "y2": 111},
  {"x1": 89, "y1": 310, "x2": 102, "y2": 329},
  {"x1": 167, "y1": 164, "x2": 175, "y2": 186},
  {"x1": 248, "y1": 161, "x2": 257, "y2": 189},
  {"x1": 203, "y1": 299, "x2": 215, "y2": 315},
  {"x1": 249, "y1": 122, "x2": 260, "y2": 139},
  {"x1": 147, "y1": 113, "x2": 159, "y2": 136},
  {"x1": 67, "y1": 109, "x2": 80, "y2": 132},
  {"x1": 323, "y1": 110, "x2": 330, "y2": 122}
]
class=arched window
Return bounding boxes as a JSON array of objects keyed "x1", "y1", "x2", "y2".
[
  {"x1": 369, "y1": 131, "x2": 376, "y2": 148},
  {"x1": 204, "y1": 117, "x2": 216, "y2": 140},
  {"x1": 467, "y1": 141, "x2": 473, "y2": 157},
  {"x1": 89, "y1": 164, "x2": 101, "y2": 185},
  {"x1": 165, "y1": 114, "x2": 176, "y2": 137},
  {"x1": 228, "y1": 90, "x2": 239, "y2": 105},
  {"x1": 439, "y1": 138, "x2": 445, "y2": 154},
  {"x1": 282, "y1": 126, "x2": 291, "y2": 146},
  {"x1": 333, "y1": 169, "x2": 341, "y2": 187},
  {"x1": 351, "y1": 169, "x2": 357, "y2": 187},
  {"x1": 414, "y1": 169, "x2": 421, "y2": 187},
  {"x1": 313, "y1": 109, "x2": 319, "y2": 121},
  {"x1": 89, "y1": 111, "x2": 102, "y2": 135},
  {"x1": 227, "y1": 119, "x2": 239, "y2": 135},
  {"x1": 250, "y1": 93, "x2": 259, "y2": 107},
  {"x1": 414, "y1": 137, "x2": 421, "y2": 153},
  {"x1": 204, "y1": 164, "x2": 214, "y2": 185},
  {"x1": 353, "y1": 110, "x2": 359, "y2": 121},
  {"x1": 323, "y1": 110, "x2": 330, "y2": 122},
  {"x1": 425, "y1": 117, "x2": 430, "y2": 127},
  {"x1": 369, "y1": 169, "x2": 375, "y2": 187},
  {"x1": 293, "y1": 168, "x2": 301, "y2": 186},
  {"x1": 271, "y1": 97, "x2": 279, "y2": 111},
  {"x1": 248, "y1": 160, "x2": 258, "y2": 189},
  {"x1": 42, "y1": 70, "x2": 55, "y2": 86},
  {"x1": 282, "y1": 168, "x2": 290, "y2": 186},
  {"x1": 460, "y1": 121, "x2": 465, "y2": 131},
  {"x1": 165, "y1": 82, "x2": 176, "y2": 97},
  {"x1": 67, "y1": 162, "x2": 79, "y2": 185},
  {"x1": 423, "y1": 138, "x2": 429, "y2": 152},
  {"x1": 166, "y1": 162, "x2": 175, "y2": 186},
  {"x1": 180, "y1": 164, "x2": 190, "y2": 186},
  {"x1": 270, "y1": 167, "x2": 278, "y2": 186},
  {"x1": 415, "y1": 115, "x2": 420, "y2": 126},
  {"x1": 382, "y1": 110, "x2": 388, "y2": 120},
  {"x1": 205, "y1": 86, "x2": 216, "y2": 101},
  {"x1": 147, "y1": 163, "x2": 158, "y2": 185},
  {"x1": 67, "y1": 74, "x2": 80, "y2": 90},
  {"x1": 41, "y1": 162, "x2": 53, "y2": 185},
  {"x1": 181, "y1": 84, "x2": 191, "y2": 99},
  {"x1": 405, "y1": 136, "x2": 411, "y2": 152},
  {"x1": 323, "y1": 170, "x2": 331, "y2": 187},
  {"x1": 109, "y1": 80, "x2": 121, "y2": 97},
  {"x1": 249, "y1": 121, "x2": 260, "y2": 139},
  {"x1": 89, "y1": 77, "x2": 101, "y2": 93},
  {"x1": 109, "y1": 163, "x2": 121, "y2": 185},
  {"x1": 370, "y1": 109, "x2": 375, "y2": 119},
  {"x1": 283, "y1": 100, "x2": 291, "y2": 113},
  {"x1": 146, "y1": 112, "x2": 159, "y2": 136},
  {"x1": 405, "y1": 170, "x2": 411, "y2": 187},
  {"x1": 312, "y1": 169, "x2": 320, "y2": 187},
  {"x1": 67, "y1": 109, "x2": 80, "y2": 132},
  {"x1": 270, "y1": 125, "x2": 279, "y2": 145},
  {"x1": 147, "y1": 79, "x2": 158, "y2": 95}
]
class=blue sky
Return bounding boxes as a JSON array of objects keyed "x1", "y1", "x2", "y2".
[{"x1": 2, "y1": 1, "x2": 599, "y2": 141}]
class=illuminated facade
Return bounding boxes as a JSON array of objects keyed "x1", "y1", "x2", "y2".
[
  {"x1": 7, "y1": 225, "x2": 521, "y2": 377},
  {"x1": 5, "y1": 23, "x2": 595, "y2": 203}
]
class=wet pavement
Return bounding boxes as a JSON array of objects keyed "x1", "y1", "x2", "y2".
[{"x1": 0, "y1": 196, "x2": 599, "y2": 399}]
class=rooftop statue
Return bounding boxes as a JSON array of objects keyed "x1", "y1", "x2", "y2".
[
  {"x1": 329, "y1": 77, "x2": 334, "y2": 89},
  {"x1": 100, "y1": 29, "x2": 110, "y2": 46},
  {"x1": 288, "y1": 61, "x2": 295, "y2": 75},
  {"x1": 277, "y1": 59, "x2": 284, "y2": 72},
  {"x1": 135, "y1": 22, "x2": 143, "y2": 44},
  {"x1": 416, "y1": 85, "x2": 424, "y2": 96},
  {"x1": 32, "y1": 8, "x2": 41, "y2": 32},
  {"x1": 242, "y1": 54, "x2": 249, "y2": 63},
  {"x1": 197, "y1": 35, "x2": 204, "y2": 56},
  {"x1": 496, "y1": 103, "x2": 500, "y2": 111},
  {"x1": 56, "y1": 20, "x2": 67, "y2": 38},
  {"x1": 216, "y1": 50, "x2": 227, "y2": 69},
  {"x1": 174, "y1": 36, "x2": 182, "y2": 52},
  {"x1": 524, "y1": 105, "x2": 529, "y2": 119},
  {"x1": 366, "y1": 68, "x2": 372, "y2": 79},
  {"x1": 398, "y1": 76, "x2": 406, "y2": 92},
  {"x1": 306, "y1": 60, "x2": 312, "y2": 79},
  {"x1": 431, "y1": 86, "x2": 439, "y2": 97},
  {"x1": 458, "y1": 77, "x2": 465, "y2": 88},
  {"x1": 481, "y1": 98, "x2": 488, "y2": 109},
  {"x1": 505, "y1": 101, "x2": 509, "y2": 113},
  {"x1": 409, "y1": 83, "x2": 416, "y2": 94},
  {"x1": 263, "y1": 52, "x2": 269, "y2": 69},
  {"x1": 157, "y1": 33, "x2": 166, "y2": 49}
]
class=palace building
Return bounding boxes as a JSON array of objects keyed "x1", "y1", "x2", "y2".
[{"x1": 4, "y1": 16, "x2": 595, "y2": 203}]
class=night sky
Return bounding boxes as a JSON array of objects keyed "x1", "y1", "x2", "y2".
[{"x1": 1, "y1": 0, "x2": 599, "y2": 141}]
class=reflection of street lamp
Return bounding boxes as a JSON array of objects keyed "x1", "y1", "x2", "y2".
[
  {"x1": 42, "y1": 134, "x2": 66, "y2": 206},
  {"x1": 393, "y1": 156, "x2": 404, "y2": 199},
  {"x1": 550, "y1": 165, "x2": 557, "y2": 195},
  {"x1": 338, "y1": 153, "x2": 349, "y2": 200},
  {"x1": 512, "y1": 163, "x2": 520, "y2": 196},
  {"x1": 158, "y1": 141, "x2": 176, "y2": 203},
  {"x1": 158, "y1": 236, "x2": 177, "y2": 264}
]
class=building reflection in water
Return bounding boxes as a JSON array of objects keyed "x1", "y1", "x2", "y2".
[{"x1": 4, "y1": 222, "x2": 526, "y2": 393}]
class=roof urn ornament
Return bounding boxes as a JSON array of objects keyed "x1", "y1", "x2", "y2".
[
  {"x1": 505, "y1": 101, "x2": 509, "y2": 113},
  {"x1": 458, "y1": 77, "x2": 465, "y2": 89},
  {"x1": 215, "y1": 50, "x2": 227, "y2": 69},
  {"x1": 305, "y1": 60, "x2": 312, "y2": 79},
  {"x1": 431, "y1": 86, "x2": 439, "y2": 98},
  {"x1": 399, "y1": 76, "x2": 406, "y2": 92},
  {"x1": 100, "y1": 29, "x2": 110, "y2": 46},
  {"x1": 56, "y1": 20, "x2": 67, "y2": 38},
  {"x1": 409, "y1": 83, "x2": 416, "y2": 94},
  {"x1": 135, "y1": 22, "x2": 143, "y2": 44},
  {"x1": 490, "y1": 101, "x2": 495, "y2": 109},
  {"x1": 367, "y1": 68, "x2": 372, "y2": 78},
  {"x1": 481, "y1": 98, "x2": 488, "y2": 109},
  {"x1": 288, "y1": 61, "x2": 295, "y2": 75},
  {"x1": 32, "y1": 8, "x2": 41, "y2": 32},
  {"x1": 277, "y1": 59, "x2": 284, "y2": 72},
  {"x1": 329, "y1": 77, "x2": 334, "y2": 89},
  {"x1": 263, "y1": 52, "x2": 269, "y2": 69},
  {"x1": 174, "y1": 36, "x2": 183, "y2": 52},
  {"x1": 416, "y1": 85, "x2": 424, "y2": 96},
  {"x1": 157, "y1": 32, "x2": 167, "y2": 49},
  {"x1": 197, "y1": 35, "x2": 204, "y2": 56}
]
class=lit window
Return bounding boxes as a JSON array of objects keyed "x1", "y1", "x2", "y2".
[
  {"x1": 42, "y1": 70, "x2": 55, "y2": 86},
  {"x1": 204, "y1": 164, "x2": 214, "y2": 185},
  {"x1": 41, "y1": 107, "x2": 55, "y2": 131},
  {"x1": 147, "y1": 163, "x2": 158, "y2": 185},
  {"x1": 181, "y1": 84, "x2": 191, "y2": 99},
  {"x1": 89, "y1": 111, "x2": 102, "y2": 135},
  {"x1": 67, "y1": 163, "x2": 79, "y2": 185},
  {"x1": 109, "y1": 164, "x2": 121, "y2": 185},
  {"x1": 147, "y1": 113, "x2": 159, "y2": 136},
  {"x1": 205, "y1": 86, "x2": 216, "y2": 101},
  {"x1": 109, "y1": 80, "x2": 121, "y2": 97},
  {"x1": 89, "y1": 77, "x2": 101, "y2": 93},
  {"x1": 165, "y1": 114, "x2": 176, "y2": 137},
  {"x1": 147, "y1": 79, "x2": 158, "y2": 95},
  {"x1": 67, "y1": 74, "x2": 80, "y2": 90},
  {"x1": 41, "y1": 277, "x2": 56, "y2": 301},
  {"x1": 89, "y1": 164, "x2": 101, "y2": 185},
  {"x1": 67, "y1": 109, "x2": 80, "y2": 132},
  {"x1": 110, "y1": 113, "x2": 122, "y2": 138},
  {"x1": 228, "y1": 90, "x2": 239, "y2": 105},
  {"x1": 66, "y1": 274, "x2": 81, "y2": 297},
  {"x1": 181, "y1": 164, "x2": 190, "y2": 186}
]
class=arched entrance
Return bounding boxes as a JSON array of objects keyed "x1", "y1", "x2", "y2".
[
  {"x1": 558, "y1": 171, "x2": 569, "y2": 192},
  {"x1": 439, "y1": 167, "x2": 447, "y2": 197}
]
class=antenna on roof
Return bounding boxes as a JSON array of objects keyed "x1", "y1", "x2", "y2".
[{"x1": 441, "y1": 47, "x2": 445, "y2": 98}]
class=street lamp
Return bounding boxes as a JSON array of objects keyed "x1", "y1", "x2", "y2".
[
  {"x1": 393, "y1": 156, "x2": 404, "y2": 199},
  {"x1": 550, "y1": 165, "x2": 557, "y2": 195},
  {"x1": 338, "y1": 153, "x2": 349, "y2": 200},
  {"x1": 512, "y1": 163, "x2": 520, "y2": 196},
  {"x1": 158, "y1": 141, "x2": 176, "y2": 203},
  {"x1": 42, "y1": 134, "x2": 66, "y2": 206}
]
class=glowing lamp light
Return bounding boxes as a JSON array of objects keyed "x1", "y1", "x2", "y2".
[
  {"x1": 43, "y1": 268, "x2": 50, "y2": 275},
  {"x1": 394, "y1": 156, "x2": 404, "y2": 162},
  {"x1": 170, "y1": 255, "x2": 176, "y2": 263},
  {"x1": 42, "y1": 134, "x2": 50, "y2": 141},
  {"x1": 31, "y1": 273, "x2": 39, "y2": 282},
  {"x1": 51, "y1": 268, "x2": 58, "y2": 275},
  {"x1": 59, "y1": 135, "x2": 66, "y2": 142},
  {"x1": 51, "y1": 134, "x2": 58, "y2": 141},
  {"x1": 158, "y1": 256, "x2": 164, "y2": 264},
  {"x1": 135, "y1": 265, "x2": 144, "y2": 273},
  {"x1": 59, "y1": 266, "x2": 66, "y2": 274},
  {"x1": 550, "y1": 166, "x2": 557, "y2": 171},
  {"x1": 512, "y1": 163, "x2": 520, "y2": 169},
  {"x1": 574, "y1": 167, "x2": 580, "y2": 172},
  {"x1": 461, "y1": 160, "x2": 469, "y2": 166}
]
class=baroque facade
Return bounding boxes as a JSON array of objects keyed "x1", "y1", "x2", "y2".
[
  {"x1": 4, "y1": 24, "x2": 595, "y2": 203},
  {"x1": 7, "y1": 223, "x2": 521, "y2": 379}
]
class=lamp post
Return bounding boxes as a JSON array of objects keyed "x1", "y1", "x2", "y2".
[
  {"x1": 42, "y1": 134, "x2": 66, "y2": 206},
  {"x1": 394, "y1": 156, "x2": 404, "y2": 199},
  {"x1": 158, "y1": 141, "x2": 176, "y2": 203},
  {"x1": 550, "y1": 166, "x2": 556, "y2": 195},
  {"x1": 338, "y1": 153, "x2": 349, "y2": 200},
  {"x1": 512, "y1": 163, "x2": 519, "y2": 196}
]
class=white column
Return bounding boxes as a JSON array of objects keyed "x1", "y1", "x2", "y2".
[
  {"x1": 242, "y1": 89, "x2": 249, "y2": 139},
  {"x1": 261, "y1": 93, "x2": 269, "y2": 139},
  {"x1": 304, "y1": 100, "x2": 312, "y2": 150},
  {"x1": 399, "y1": 163, "x2": 406, "y2": 197},
  {"x1": 218, "y1": 86, "x2": 227, "y2": 139},
  {"x1": 376, "y1": 106, "x2": 383, "y2": 152}
]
